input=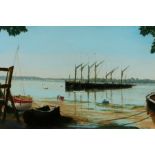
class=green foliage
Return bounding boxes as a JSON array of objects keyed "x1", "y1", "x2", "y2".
[
  {"x1": 0, "y1": 26, "x2": 27, "y2": 36},
  {"x1": 139, "y1": 26, "x2": 155, "y2": 53},
  {"x1": 140, "y1": 26, "x2": 155, "y2": 37}
]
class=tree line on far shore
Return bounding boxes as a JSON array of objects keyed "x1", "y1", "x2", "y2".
[{"x1": 0, "y1": 75, "x2": 154, "y2": 84}]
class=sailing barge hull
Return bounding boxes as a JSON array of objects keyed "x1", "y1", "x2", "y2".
[{"x1": 65, "y1": 81, "x2": 134, "y2": 91}]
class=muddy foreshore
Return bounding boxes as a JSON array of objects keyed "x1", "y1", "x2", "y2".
[{"x1": 0, "y1": 100, "x2": 153, "y2": 129}]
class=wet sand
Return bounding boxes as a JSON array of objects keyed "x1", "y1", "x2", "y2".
[{"x1": 0, "y1": 100, "x2": 153, "y2": 129}]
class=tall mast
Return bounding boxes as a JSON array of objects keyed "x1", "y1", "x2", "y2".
[
  {"x1": 94, "y1": 60, "x2": 104, "y2": 83},
  {"x1": 105, "y1": 67, "x2": 118, "y2": 82},
  {"x1": 80, "y1": 63, "x2": 87, "y2": 82},
  {"x1": 88, "y1": 62, "x2": 96, "y2": 83},
  {"x1": 74, "y1": 63, "x2": 82, "y2": 82},
  {"x1": 121, "y1": 66, "x2": 129, "y2": 84}
]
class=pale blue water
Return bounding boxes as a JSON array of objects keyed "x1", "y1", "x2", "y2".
[{"x1": 9, "y1": 80, "x2": 155, "y2": 107}]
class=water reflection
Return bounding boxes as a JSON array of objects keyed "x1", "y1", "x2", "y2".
[
  {"x1": 73, "y1": 91, "x2": 77, "y2": 115},
  {"x1": 11, "y1": 80, "x2": 152, "y2": 107},
  {"x1": 68, "y1": 90, "x2": 113, "y2": 111},
  {"x1": 66, "y1": 88, "x2": 132, "y2": 113},
  {"x1": 121, "y1": 89, "x2": 124, "y2": 107}
]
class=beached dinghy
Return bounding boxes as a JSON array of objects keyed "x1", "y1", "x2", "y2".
[
  {"x1": 146, "y1": 92, "x2": 155, "y2": 106},
  {"x1": 8, "y1": 95, "x2": 33, "y2": 111},
  {"x1": 23, "y1": 105, "x2": 61, "y2": 126}
]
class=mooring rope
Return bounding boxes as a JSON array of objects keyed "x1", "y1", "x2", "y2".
[
  {"x1": 103, "y1": 110, "x2": 146, "y2": 122},
  {"x1": 122, "y1": 116, "x2": 150, "y2": 126}
]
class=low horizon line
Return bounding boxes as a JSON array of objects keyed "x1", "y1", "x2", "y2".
[{"x1": 0, "y1": 75, "x2": 155, "y2": 81}]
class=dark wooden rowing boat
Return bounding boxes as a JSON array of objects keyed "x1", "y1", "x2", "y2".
[
  {"x1": 146, "y1": 92, "x2": 155, "y2": 107},
  {"x1": 23, "y1": 105, "x2": 61, "y2": 126}
]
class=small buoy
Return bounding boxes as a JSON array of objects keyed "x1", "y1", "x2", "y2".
[{"x1": 102, "y1": 99, "x2": 109, "y2": 104}]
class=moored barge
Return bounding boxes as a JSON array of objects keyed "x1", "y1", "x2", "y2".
[{"x1": 65, "y1": 81, "x2": 134, "y2": 91}]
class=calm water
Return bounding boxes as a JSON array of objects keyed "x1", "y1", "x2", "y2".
[{"x1": 9, "y1": 80, "x2": 155, "y2": 107}]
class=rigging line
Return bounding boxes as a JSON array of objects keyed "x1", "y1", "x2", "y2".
[
  {"x1": 13, "y1": 45, "x2": 19, "y2": 66},
  {"x1": 12, "y1": 46, "x2": 19, "y2": 82},
  {"x1": 13, "y1": 46, "x2": 25, "y2": 95},
  {"x1": 17, "y1": 51, "x2": 25, "y2": 95},
  {"x1": 122, "y1": 116, "x2": 150, "y2": 126},
  {"x1": 102, "y1": 110, "x2": 146, "y2": 123}
]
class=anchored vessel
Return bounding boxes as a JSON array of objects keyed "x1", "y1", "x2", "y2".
[
  {"x1": 65, "y1": 81, "x2": 134, "y2": 91},
  {"x1": 65, "y1": 62, "x2": 135, "y2": 91}
]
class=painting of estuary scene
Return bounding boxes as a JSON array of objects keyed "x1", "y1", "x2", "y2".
[{"x1": 0, "y1": 26, "x2": 155, "y2": 129}]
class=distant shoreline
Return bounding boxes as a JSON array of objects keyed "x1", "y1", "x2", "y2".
[
  {"x1": 0, "y1": 75, "x2": 155, "y2": 83},
  {"x1": 0, "y1": 76, "x2": 154, "y2": 84}
]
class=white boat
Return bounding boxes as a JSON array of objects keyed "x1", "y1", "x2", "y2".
[
  {"x1": 13, "y1": 102, "x2": 32, "y2": 111},
  {"x1": 8, "y1": 102, "x2": 32, "y2": 111},
  {"x1": 8, "y1": 96, "x2": 33, "y2": 111}
]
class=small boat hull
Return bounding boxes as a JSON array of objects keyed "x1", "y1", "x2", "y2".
[
  {"x1": 16, "y1": 102, "x2": 32, "y2": 111},
  {"x1": 146, "y1": 92, "x2": 155, "y2": 113},
  {"x1": 8, "y1": 96, "x2": 33, "y2": 111},
  {"x1": 13, "y1": 96, "x2": 33, "y2": 104},
  {"x1": 146, "y1": 92, "x2": 155, "y2": 104},
  {"x1": 8, "y1": 102, "x2": 32, "y2": 111},
  {"x1": 23, "y1": 105, "x2": 61, "y2": 126}
]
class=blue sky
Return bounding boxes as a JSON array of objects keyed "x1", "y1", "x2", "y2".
[{"x1": 0, "y1": 26, "x2": 154, "y2": 79}]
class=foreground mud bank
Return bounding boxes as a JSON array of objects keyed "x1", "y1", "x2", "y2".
[{"x1": 0, "y1": 100, "x2": 152, "y2": 129}]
